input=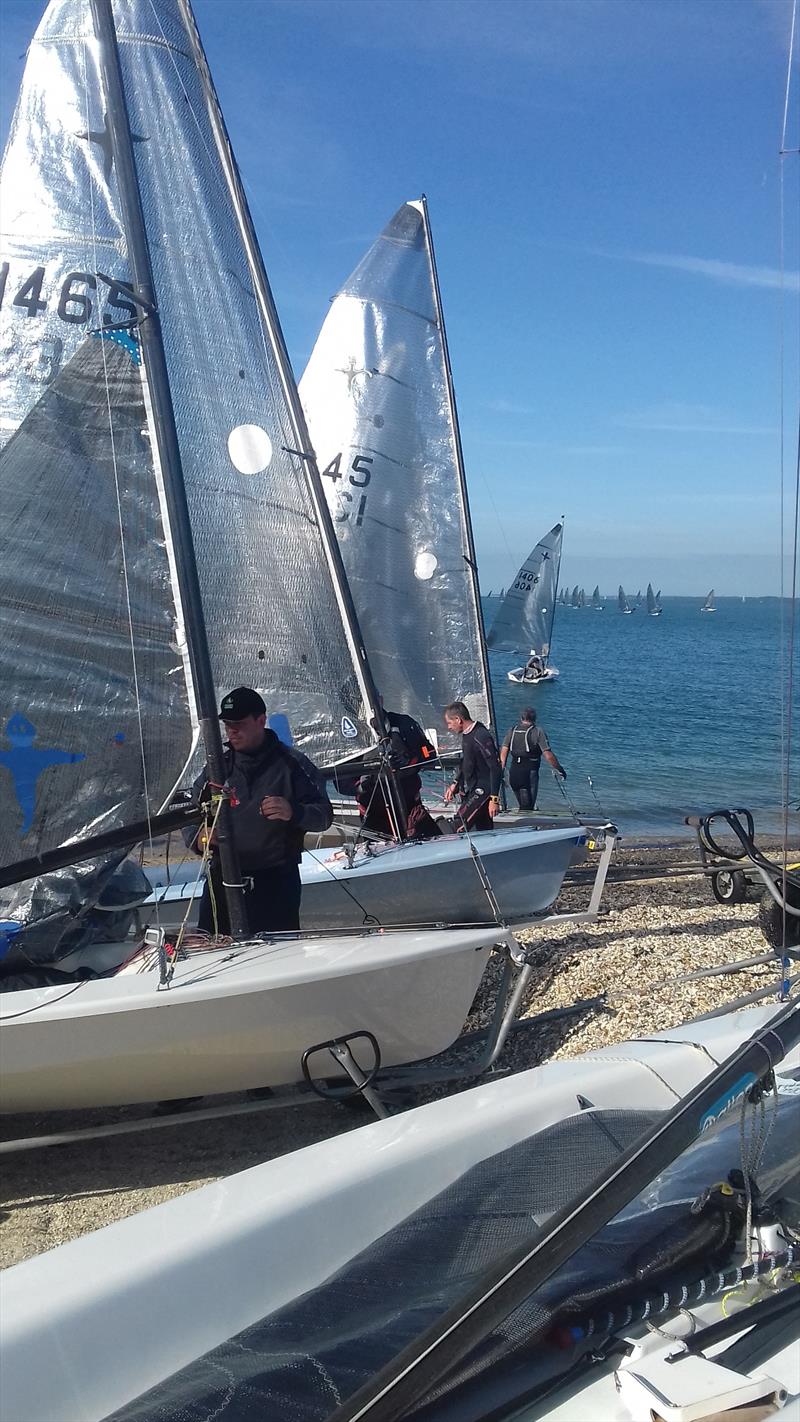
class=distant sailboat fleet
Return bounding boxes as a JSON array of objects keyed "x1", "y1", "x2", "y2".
[{"x1": 487, "y1": 564, "x2": 727, "y2": 687}]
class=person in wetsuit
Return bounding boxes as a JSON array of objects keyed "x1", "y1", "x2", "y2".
[
  {"x1": 500, "y1": 706, "x2": 566, "y2": 811},
  {"x1": 184, "y1": 686, "x2": 332, "y2": 934},
  {"x1": 356, "y1": 706, "x2": 442, "y2": 840},
  {"x1": 443, "y1": 700, "x2": 502, "y2": 832}
]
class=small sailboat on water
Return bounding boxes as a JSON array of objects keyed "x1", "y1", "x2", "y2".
[
  {"x1": 646, "y1": 582, "x2": 662, "y2": 616},
  {"x1": 701, "y1": 588, "x2": 717, "y2": 613},
  {"x1": 591, "y1": 584, "x2": 603, "y2": 610},
  {"x1": 618, "y1": 584, "x2": 635, "y2": 613},
  {"x1": 487, "y1": 522, "x2": 564, "y2": 684}
]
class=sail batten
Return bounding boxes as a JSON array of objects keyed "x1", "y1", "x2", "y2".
[
  {"x1": 486, "y1": 523, "x2": 563, "y2": 658},
  {"x1": 300, "y1": 199, "x2": 493, "y2": 742}
]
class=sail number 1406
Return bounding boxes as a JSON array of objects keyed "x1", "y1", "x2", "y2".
[{"x1": 320, "y1": 452, "x2": 373, "y2": 527}]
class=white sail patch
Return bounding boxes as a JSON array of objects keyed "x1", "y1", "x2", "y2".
[
  {"x1": 414, "y1": 550, "x2": 438, "y2": 581},
  {"x1": 227, "y1": 424, "x2": 273, "y2": 475}
]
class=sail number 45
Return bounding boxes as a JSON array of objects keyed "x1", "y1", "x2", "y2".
[{"x1": 320, "y1": 452, "x2": 373, "y2": 527}]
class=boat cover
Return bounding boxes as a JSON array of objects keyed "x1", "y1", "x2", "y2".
[{"x1": 106, "y1": 1094, "x2": 800, "y2": 1421}]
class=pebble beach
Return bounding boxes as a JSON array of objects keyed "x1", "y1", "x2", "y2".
[{"x1": 1, "y1": 840, "x2": 793, "y2": 1271}]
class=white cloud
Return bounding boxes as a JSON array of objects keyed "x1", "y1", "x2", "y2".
[
  {"x1": 594, "y1": 246, "x2": 800, "y2": 293},
  {"x1": 613, "y1": 401, "x2": 777, "y2": 435}
]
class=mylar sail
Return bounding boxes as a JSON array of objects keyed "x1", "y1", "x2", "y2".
[
  {"x1": 0, "y1": 0, "x2": 195, "y2": 941},
  {"x1": 486, "y1": 523, "x2": 563, "y2": 660},
  {"x1": 299, "y1": 198, "x2": 493, "y2": 739},
  {"x1": 618, "y1": 585, "x2": 632, "y2": 613},
  {"x1": 1, "y1": 0, "x2": 381, "y2": 838},
  {"x1": 591, "y1": 585, "x2": 603, "y2": 609}
]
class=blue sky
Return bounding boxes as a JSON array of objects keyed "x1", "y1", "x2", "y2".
[{"x1": 2, "y1": 0, "x2": 798, "y2": 594}]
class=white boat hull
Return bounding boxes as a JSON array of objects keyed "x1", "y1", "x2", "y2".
[
  {"x1": 144, "y1": 825, "x2": 583, "y2": 932},
  {"x1": 0, "y1": 925, "x2": 501, "y2": 1112},
  {"x1": 507, "y1": 665, "x2": 560, "y2": 684},
  {"x1": 1, "y1": 1004, "x2": 795, "y2": 1422}
]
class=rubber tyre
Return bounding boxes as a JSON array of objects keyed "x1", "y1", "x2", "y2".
[
  {"x1": 711, "y1": 869, "x2": 748, "y2": 905},
  {"x1": 758, "y1": 891, "x2": 800, "y2": 958}
]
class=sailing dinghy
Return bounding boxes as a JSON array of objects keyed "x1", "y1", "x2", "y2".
[
  {"x1": 591, "y1": 584, "x2": 603, "y2": 610},
  {"x1": 701, "y1": 587, "x2": 717, "y2": 613},
  {"x1": 2, "y1": 999, "x2": 798, "y2": 1421},
  {"x1": 646, "y1": 582, "x2": 662, "y2": 616},
  {"x1": 487, "y1": 522, "x2": 564, "y2": 683},
  {"x1": 618, "y1": 584, "x2": 635, "y2": 614},
  {"x1": 0, "y1": 0, "x2": 582, "y2": 1034}
]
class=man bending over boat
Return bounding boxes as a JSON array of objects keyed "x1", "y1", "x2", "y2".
[
  {"x1": 443, "y1": 702, "x2": 502, "y2": 832},
  {"x1": 500, "y1": 707, "x2": 566, "y2": 811},
  {"x1": 184, "y1": 686, "x2": 333, "y2": 934},
  {"x1": 356, "y1": 704, "x2": 442, "y2": 840}
]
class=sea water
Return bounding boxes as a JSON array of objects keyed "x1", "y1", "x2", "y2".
[{"x1": 484, "y1": 596, "x2": 799, "y2": 840}]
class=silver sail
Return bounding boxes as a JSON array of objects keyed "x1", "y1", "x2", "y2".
[
  {"x1": 487, "y1": 523, "x2": 563, "y2": 659},
  {"x1": 2, "y1": 0, "x2": 379, "y2": 781},
  {"x1": 0, "y1": 0, "x2": 195, "y2": 945},
  {"x1": 110, "y1": 0, "x2": 378, "y2": 765},
  {"x1": 299, "y1": 199, "x2": 492, "y2": 739}
]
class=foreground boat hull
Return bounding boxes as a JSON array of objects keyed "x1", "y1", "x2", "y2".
[
  {"x1": 145, "y1": 825, "x2": 583, "y2": 931},
  {"x1": 0, "y1": 926, "x2": 500, "y2": 1112},
  {"x1": 1, "y1": 1004, "x2": 795, "y2": 1422}
]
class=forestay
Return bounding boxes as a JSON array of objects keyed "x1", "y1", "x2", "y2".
[
  {"x1": 487, "y1": 522, "x2": 563, "y2": 659},
  {"x1": 300, "y1": 199, "x2": 492, "y2": 742}
]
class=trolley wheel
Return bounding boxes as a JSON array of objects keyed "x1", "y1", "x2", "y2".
[
  {"x1": 711, "y1": 869, "x2": 748, "y2": 905},
  {"x1": 758, "y1": 891, "x2": 800, "y2": 957}
]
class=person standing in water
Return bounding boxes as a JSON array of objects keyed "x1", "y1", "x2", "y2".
[{"x1": 500, "y1": 706, "x2": 566, "y2": 811}]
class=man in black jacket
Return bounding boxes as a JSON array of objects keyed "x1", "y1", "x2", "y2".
[
  {"x1": 186, "y1": 687, "x2": 332, "y2": 934},
  {"x1": 443, "y1": 701, "x2": 502, "y2": 832}
]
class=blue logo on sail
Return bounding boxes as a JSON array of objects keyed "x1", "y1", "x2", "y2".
[{"x1": 0, "y1": 714, "x2": 86, "y2": 835}]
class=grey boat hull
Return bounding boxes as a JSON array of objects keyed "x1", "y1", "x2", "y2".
[{"x1": 144, "y1": 826, "x2": 584, "y2": 932}]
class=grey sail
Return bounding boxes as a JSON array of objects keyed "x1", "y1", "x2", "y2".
[
  {"x1": 0, "y1": 334, "x2": 195, "y2": 955},
  {"x1": 487, "y1": 523, "x2": 563, "y2": 658},
  {"x1": 299, "y1": 199, "x2": 492, "y2": 739},
  {"x1": 2, "y1": 0, "x2": 380, "y2": 783},
  {"x1": 591, "y1": 585, "x2": 603, "y2": 609},
  {"x1": 646, "y1": 583, "x2": 656, "y2": 613},
  {"x1": 0, "y1": 4, "x2": 197, "y2": 958},
  {"x1": 618, "y1": 585, "x2": 631, "y2": 613},
  {"x1": 110, "y1": 0, "x2": 379, "y2": 765}
]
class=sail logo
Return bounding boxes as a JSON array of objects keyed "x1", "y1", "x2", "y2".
[
  {"x1": 341, "y1": 717, "x2": 358, "y2": 739},
  {"x1": 0, "y1": 715, "x2": 86, "y2": 835}
]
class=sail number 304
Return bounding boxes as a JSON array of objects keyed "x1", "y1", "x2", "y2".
[{"x1": 320, "y1": 452, "x2": 373, "y2": 527}]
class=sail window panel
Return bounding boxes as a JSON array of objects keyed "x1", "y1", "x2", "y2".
[
  {"x1": 301, "y1": 203, "x2": 490, "y2": 734},
  {"x1": 113, "y1": 0, "x2": 372, "y2": 765}
]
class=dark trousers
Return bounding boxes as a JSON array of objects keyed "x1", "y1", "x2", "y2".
[
  {"x1": 357, "y1": 772, "x2": 441, "y2": 840},
  {"x1": 509, "y1": 759, "x2": 540, "y2": 811},
  {"x1": 198, "y1": 858, "x2": 302, "y2": 935},
  {"x1": 454, "y1": 786, "x2": 493, "y2": 832}
]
